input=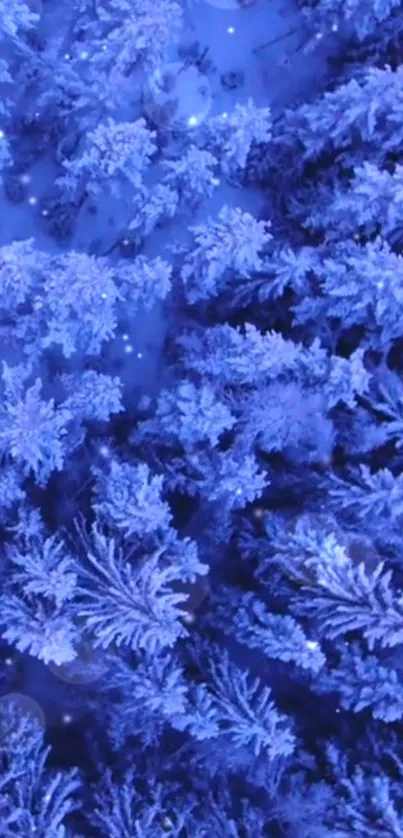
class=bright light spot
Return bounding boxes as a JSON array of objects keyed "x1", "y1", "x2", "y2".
[
  {"x1": 102, "y1": 44, "x2": 107, "y2": 51},
  {"x1": 0, "y1": 130, "x2": 4, "y2": 139},
  {"x1": 183, "y1": 612, "x2": 195, "y2": 625},
  {"x1": 41, "y1": 209, "x2": 49, "y2": 216},
  {"x1": 99, "y1": 445, "x2": 110, "y2": 457},
  {"x1": 62, "y1": 713, "x2": 73, "y2": 724},
  {"x1": 221, "y1": 112, "x2": 228, "y2": 119},
  {"x1": 137, "y1": 352, "x2": 143, "y2": 359},
  {"x1": 124, "y1": 344, "x2": 133, "y2": 354},
  {"x1": 101, "y1": 293, "x2": 107, "y2": 299},
  {"x1": 19, "y1": 173, "x2": 31, "y2": 185},
  {"x1": 64, "y1": 53, "x2": 71, "y2": 60},
  {"x1": 4, "y1": 658, "x2": 13, "y2": 666},
  {"x1": 235, "y1": 488, "x2": 242, "y2": 495},
  {"x1": 122, "y1": 333, "x2": 129, "y2": 341},
  {"x1": 227, "y1": 26, "x2": 235, "y2": 34},
  {"x1": 331, "y1": 23, "x2": 338, "y2": 31},
  {"x1": 122, "y1": 238, "x2": 130, "y2": 246},
  {"x1": 211, "y1": 177, "x2": 220, "y2": 185},
  {"x1": 188, "y1": 115, "x2": 198, "y2": 127},
  {"x1": 377, "y1": 281, "x2": 384, "y2": 289},
  {"x1": 306, "y1": 640, "x2": 319, "y2": 650},
  {"x1": 28, "y1": 196, "x2": 37, "y2": 205},
  {"x1": 315, "y1": 31, "x2": 323, "y2": 39},
  {"x1": 80, "y1": 51, "x2": 89, "y2": 59}
]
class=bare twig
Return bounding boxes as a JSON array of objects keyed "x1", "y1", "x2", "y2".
[{"x1": 253, "y1": 26, "x2": 299, "y2": 54}]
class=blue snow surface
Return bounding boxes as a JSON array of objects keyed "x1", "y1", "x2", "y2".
[{"x1": 0, "y1": 0, "x2": 402, "y2": 834}]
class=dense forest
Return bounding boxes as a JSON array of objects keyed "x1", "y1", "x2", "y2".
[{"x1": 0, "y1": 0, "x2": 403, "y2": 834}]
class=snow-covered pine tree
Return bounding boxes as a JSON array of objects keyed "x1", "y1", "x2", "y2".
[
  {"x1": 59, "y1": 370, "x2": 124, "y2": 423},
  {"x1": 0, "y1": 700, "x2": 80, "y2": 832},
  {"x1": 293, "y1": 237, "x2": 403, "y2": 352},
  {"x1": 301, "y1": 0, "x2": 402, "y2": 42},
  {"x1": 277, "y1": 64, "x2": 403, "y2": 168},
  {"x1": 162, "y1": 146, "x2": 219, "y2": 209},
  {"x1": 92, "y1": 459, "x2": 173, "y2": 538},
  {"x1": 129, "y1": 184, "x2": 179, "y2": 236},
  {"x1": 0, "y1": 59, "x2": 13, "y2": 116},
  {"x1": 181, "y1": 206, "x2": 272, "y2": 303},
  {"x1": 0, "y1": 0, "x2": 39, "y2": 39},
  {"x1": 40, "y1": 250, "x2": 123, "y2": 358},
  {"x1": 83, "y1": 0, "x2": 183, "y2": 81},
  {"x1": 0, "y1": 364, "x2": 72, "y2": 484},
  {"x1": 305, "y1": 162, "x2": 403, "y2": 240},
  {"x1": 58, "y1": 118, "x2": 157, "y2": 200},
  {"x1": 114, "y1": 255, "x2": 172, "y2": 310},
  {"x1": 0, "y1": 238, "x2": 46, "y2": 313},
  {"x1": 0, "y1": 129, "x2": 11, "y2": 174},
  {"x1": 205, "y1": 98, "x2": 272, "y2": 175}
]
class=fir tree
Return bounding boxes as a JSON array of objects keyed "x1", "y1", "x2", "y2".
[
  {"x1": 162, "y1": 146, "x2": 219, "y2": 209},
  {"x1": 181, "y1": 207, "x2": 272, "y2": 303},
  {"x1": 206, "y1": 98, "x2": 272, "y2": 174},
  {"x1": 302, "y1": 0, "x2": 402, "y2": 42},
  {"x1": 59, "y1": 118, "x2": 157, "y2": 199}
]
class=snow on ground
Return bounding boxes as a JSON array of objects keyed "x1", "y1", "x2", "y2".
[
  {"x1": 186, "y1": 0, "x2": 335, "y2": 113},
  {"x1": 145, "y1": 62, "x2": 213, "y2": 128},
  {"x1": 0, "y1": 158, "x2": 62, "y2": 249}
]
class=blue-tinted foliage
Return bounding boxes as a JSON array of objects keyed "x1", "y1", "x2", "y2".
[
  {"x1": 3, "y1": 2, "x2": 403, "y2": 834},
  {"x1": 302, "y1": 0, "x2": 402, "y2": 42},
  {"x1": 139, "y1": 380, "x2": 236, "y2": 448},
  {"x1": 60, "y1": 370, "x2": 124, "y2": 423},
  {"x1": 0, "y1": 699, "x2": 80, "y2": 837},
  {"x1": 99, "y1": 651, "x2": 189, "y2": 747},
  {"x1": 270, "y1": 519, "x2": 403, "y2": 649},
  {"x1": 206, "y1": 651, "x2": 296, "y2": 760},
  {"x1": 324, "y1": 746, "x2": 403, "y2": 837},
  {"x1": 0, "y1": 592, "x2": 78, "y2": 665},
  {"x1": 181, "y1": 207, "x2": 272, "y2": 302},
  {"x1": 214, "y1": 591, "x2": 326, "y2": 673},
  {"x1": 0, "y1": 366, "x2": 72, "y2": 483},
  {"x1": 93, "y1": 459, "x2": 172, "y2": 537},
  {"x1": 280, "y1": 65, "x2": 403, "y2": 164},
  {"x1": 318, "y1": 645, "x2": 403, "y2": 722},
  {"x1": 89, "y1": 771, "x2": 191, "y2": 838},
  {"x1": 72, "y1": 523, "x2": 190, "y2": 653}
]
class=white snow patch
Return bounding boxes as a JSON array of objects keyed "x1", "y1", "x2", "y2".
[
  {"x1": 185, "y1": 0, "x2": 333, "y2": 114},
  {"x1": 145, "y1": 62, "x2": 213, "y2": 129},
  {"x1": 203, "y1": 0, "x2": 244, "y2": 9}
]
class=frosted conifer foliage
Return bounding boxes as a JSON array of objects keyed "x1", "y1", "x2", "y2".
[
  {"x1": 88, "y1": 0, "x2": 183, "y2": 77},
  {"x1": 0, "y1": 369, "x2": 72, "y2": 483},
  {"x1": 41, "y1": 251, "x2": 123, "y2": 357},
  {"x1": 162, "y1": 146, "x2": 219, "y2": 208},
  {"x1": 207, "y1": 99, "x2": 272, "y2": 173},
  {"x1": 306, "y1": 163, "x2": 403, "y2": 239},
  {"x1": 0, "y1": 0, "x2": 38, "y2": 38},
  {"x1": 60, "y1": 118, "x2": 157, "y2": 198},
  {"x1": 302, "y1": 0, "x2": 402, "y2": 41},
  {"x1": 181, "y1": 206, "x2": 272, "y2": 302},
  {"x1": 278, "y1": 65, "x2": 403, "y2": 170}
]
